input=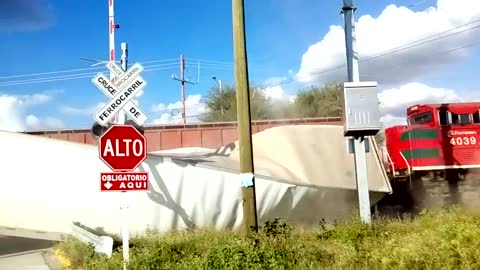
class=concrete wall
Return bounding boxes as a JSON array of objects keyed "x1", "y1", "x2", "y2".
[{"x1": 25, "y1": 117, "x2": 342, "y2": 152}]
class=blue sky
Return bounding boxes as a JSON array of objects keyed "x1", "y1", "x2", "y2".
[{"x1": 1, "y1": 0, "x2": 479, "y2": 130}]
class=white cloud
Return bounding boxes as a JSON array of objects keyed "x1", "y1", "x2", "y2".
[
  {"x1": 25, "y1": 115, "x2": 63, "y2": 130},
  {"x1": 264, "y1": 85, "x2": 285, "y2": 100},
  {"x1": 379, "y1": 114, "x2": 407, "y2": 128},
  {"x1": 297, "y1": 0, "x2": 480, "y2": 85},
  {"x1": 59, "y1": 102, "x2": 105, "y2": 115},
  {"x1": 377, "y1": 82, "x2": 479, "y2": 127},
  {"x1": 378, "y1": 82, "x2": 462, "y2": 117},
  {"x1": 0, "y1": 93, "x2": 64, "y2": 132},
  {"x1": 23, "y1": 93, "x2": 52, "y2": 105},
  {"x1": 263, "y1": 77, "x2": 294, "y2": 103},
  {"x1": 150, "y1": 94, "x2": 207, "y2": 124}
]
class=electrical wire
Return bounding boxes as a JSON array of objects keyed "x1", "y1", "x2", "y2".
[
  {"x1": 0, "y1": 66, "x2": 182, "y2": 87},
  {"x1": 184, "y1": 58, "x2": 233, "y2": 65},
  {"x1": 1, "y1": 18, "x2": 479, "y2": 87},
  {"x1": 0, "y1": 58, "x2": 179, "y2": 80},
  {"x1": 256, "y1": 21, "x2": 480, "y2": 89},
  {"x1": 0, "y1": 63, "x2": 179, "y2": 86},
  {"x1": 152, "y1": 103, "x2": 205, "y2": 114}
]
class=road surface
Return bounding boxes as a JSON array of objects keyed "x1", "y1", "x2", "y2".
[
  {"x1": 0, "y1": 235, "x2": 61, "y2": 269},
  {"x1": 0, "y1": 235, "x2": 55, "y2": 256}
]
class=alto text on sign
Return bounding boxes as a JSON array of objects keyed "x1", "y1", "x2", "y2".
[
  {"x1": 102, "y1": 138, "x2": 144, "y2": 157},
  {"x1": 101, "y1": 172, "x2": 149, "y2": 191},
  {"x1": 99, "y1": 125, "x2": 147, "y2": 171}
]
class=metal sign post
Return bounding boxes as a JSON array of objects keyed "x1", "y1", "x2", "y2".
[{"x1": 92, "y1": 42, "x2": 148, "y2": 269}]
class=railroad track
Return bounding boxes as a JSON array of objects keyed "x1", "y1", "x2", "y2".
[{"x1": 375, "y1": 171, "x2": 480, "y2": 218}]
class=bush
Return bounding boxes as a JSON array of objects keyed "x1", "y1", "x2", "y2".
[{"x1": 55, "y1": 207, "x2": 480, "y2": 269}]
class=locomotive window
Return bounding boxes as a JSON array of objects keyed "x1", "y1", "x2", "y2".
[
  {"x1": 460, "y1": 114, "x2": 471, "y2": 124},
  {"x1": 451, "y1": 113, "x2": 470, "y2": 124},
  {"x1": 439, "y1": 109, "x2": 448, "y2": 125},
  {"x1": 412, "y1": 112, "x2": 433, "y2": 124},
  {"x1": 451, "y1": 113, "x2": 459, "y2": 124},
  {"x1": 473, "y1": 111, "x2": 480, "y2": 123}
]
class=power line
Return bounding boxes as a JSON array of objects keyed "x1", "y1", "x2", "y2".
[
  {"x1": 0, "y1": 58, "x2": 179, "y2": 80},
  {"x1": 0, "y1": 66, "x2": 182, "y2": 87},
  {"x1": 138, "y1": 58, "x2": 178, "y2": 64},
  {"x1": 444, "y1": 41, "x2": 480, "y2": 53},
  {"x1": 404, "y1": 0, "x2": 433, "y2": 8},
  {"x1": 185, "y1": 65, "x2": 232, "y2": 70},
  {"x1": 152, "y1": 103, "x2": 205, "y2": 114},
  {"x1": 0, "y1": 63, "x2": 234, "y2": 87},
  {"x1": 185, "y1": 58, "x2": 233, "y2": 65},
  {"x1": 257, "y1": 20, "x2": 480, "y2": 89},
  {"x1": 1, "y1": 18, "x2": 479, "y2": 88},
  {"x1": 0, "y1": 60, "x2": 231, "y2": 86},
  {"x1": 0, "y1": 64, "x2": 178, "y2": 86},
  {"x1": 0, "y1": 66, "x2": 105, "y2": 80},
  {"x1": 0, "y1": 63, "x2": 179, "y2": 85}
]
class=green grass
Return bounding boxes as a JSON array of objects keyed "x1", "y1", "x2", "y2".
[{"x1": 56, "y1": 207, "x2": 480, "y2": 270}]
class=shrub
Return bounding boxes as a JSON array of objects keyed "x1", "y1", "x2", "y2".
[{"x1": 56, "y1": 207, "x2": 480, "y2": 269}]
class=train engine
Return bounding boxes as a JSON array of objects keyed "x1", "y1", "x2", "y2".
[{"x1": 381, "y1": 102, "x2": 480, "y2": 209}]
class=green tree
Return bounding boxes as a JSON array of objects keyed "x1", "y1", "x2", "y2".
[
  {"x1": 199, "y1": 83, "x2": 273, "y2": 122},
  {"x1": 292, "y1": 82, "x2": 344, "y2": 118}
]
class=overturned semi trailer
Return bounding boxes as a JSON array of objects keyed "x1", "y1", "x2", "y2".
[{"x1": 0, "y1": 125, "x2": 391, "y2": 240}]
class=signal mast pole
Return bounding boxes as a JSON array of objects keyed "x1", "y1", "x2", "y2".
[
  {"x1": 109, "y1": 1, "x2": 130, "y2": 269},
  {"x1": 342, "y1": 0, "x2": 372, "y2": 224},
  {"x1": 108, "y1": 0, "x2": 123, "y2": 124},
  {"x1": 108, "y1": 0, "x2": 116, "y2": 123}
]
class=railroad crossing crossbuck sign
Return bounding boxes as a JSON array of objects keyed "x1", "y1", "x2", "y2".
[{"x1": 92, "y1": 62, "x2": 148, "y2": 126}]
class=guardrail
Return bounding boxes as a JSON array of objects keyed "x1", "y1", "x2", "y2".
[{"x1": 70, "y1": 223, "x2": 113, "y2": 257}]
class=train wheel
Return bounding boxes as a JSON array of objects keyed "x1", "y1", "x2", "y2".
[
  {"x1": 445, "y1": 169, "x2": 461, "y2": 206},
  {"x1": 403, "y1": 172, "x2": 427, "y2": 211}
]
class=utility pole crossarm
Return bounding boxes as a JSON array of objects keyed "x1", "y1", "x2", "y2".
[{"x1": 171, "y1": 76, "x2": 196, "y2": 85}]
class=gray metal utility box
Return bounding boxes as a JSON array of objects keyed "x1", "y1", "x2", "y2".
[{"x1": 343, "y1": 81, "x2": 381, "y2": 137}]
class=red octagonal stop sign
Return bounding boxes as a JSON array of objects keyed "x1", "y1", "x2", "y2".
[{"x1": 99, "y1": 125, "x2": 147, "y2": 171}]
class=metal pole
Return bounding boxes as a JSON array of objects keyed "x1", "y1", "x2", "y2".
[
  {"x1": 119, "y1": 43, "x2": 128, "y2": 124},
  {"x1": 180, "y1": 54, "x2": 186, "y2": 124},
  {"x1": 342, "y1": 0, "x2": 371, "y2": 224},
  {"x1": 120, "y1": 42, "x2": 129, "y2": 270},
  {"x1": 108, "y1": 0, "x2": 119, "y2": 125},
  {"x1": 232, "y1": 0, "x2": 258, "y2": 234}
]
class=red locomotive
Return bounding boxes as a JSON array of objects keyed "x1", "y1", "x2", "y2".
[{"x1": 380, "y1": 102, "x2": 480, "y2": 209}]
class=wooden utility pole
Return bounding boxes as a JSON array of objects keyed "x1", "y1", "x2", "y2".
[
  {"x1": 172, "y1": 54, "x2": 194, "y2": 124},
  {"x1": 232, "y1": 0, "x2": 258, "y2": 234}
]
